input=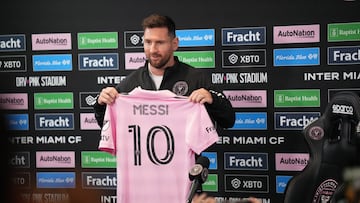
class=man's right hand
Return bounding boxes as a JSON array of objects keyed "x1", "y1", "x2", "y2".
[{"x1": 97, "y1": 87, "x2": 119, "y2": 105}]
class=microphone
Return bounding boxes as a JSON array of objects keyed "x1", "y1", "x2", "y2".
[{"x1": 186, "y1": 156, "x2": 210, "y2": 203}]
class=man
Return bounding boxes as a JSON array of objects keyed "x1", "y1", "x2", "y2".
[
  {"x1": 94, "y1": 13, "x2": 235, "y2": 203},
  {"x1": 93, "y1": 13, "x2": 235, "y2": 129}
]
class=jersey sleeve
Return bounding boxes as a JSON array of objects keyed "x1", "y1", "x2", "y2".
[
  {"x1": 98, "y1": 104, "x2": 116, "y2": 155},
  {"x1": 186, "y1": 103, "x2": 219, "y2": 155}
]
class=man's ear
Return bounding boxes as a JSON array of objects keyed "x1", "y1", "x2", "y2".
[{"x1": 172, "y1": 37, "x2": 179, "y2": 51}]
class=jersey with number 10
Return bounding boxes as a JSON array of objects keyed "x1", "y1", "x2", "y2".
[{"x1": 98, "y1": 87, "x2": 219, "y2": 203}]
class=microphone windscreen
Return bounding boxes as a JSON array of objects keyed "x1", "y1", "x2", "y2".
[{"x1": 196, "y1": 156, "x2": 210, "y2": 169}]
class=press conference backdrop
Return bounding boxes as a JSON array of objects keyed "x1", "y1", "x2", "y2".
[{"x1": 1, "y1": 0, "x2": 360, "y2": 202}]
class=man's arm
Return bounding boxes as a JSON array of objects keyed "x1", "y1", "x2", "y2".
[
  {"x1": 206, "y1": 89, "x2": 235, "y2": 129},
  {"x1": 93, "y1": 87, "x2": 119, "y2": 127}
]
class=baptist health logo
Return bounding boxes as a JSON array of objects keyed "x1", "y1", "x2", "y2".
[
  {"x1": 81, "y1": 151, "x2": 116, "y2": 168},
  {"x1": 328, "y1": 22, "x2": 360, "y2": 42},
  {"x1": 34, "y1": 92, "x2": 73, "y2": 109},
  {"x1": 274, "y1": 89, "x2": 320, "y2": 107},
  {"x1": 78, "y1": 32, "x2": 118, "y2": 49}
]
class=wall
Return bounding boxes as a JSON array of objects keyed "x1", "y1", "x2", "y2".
[{"x1": 1, "y1": 0, "x2": 360, "y2": 202}]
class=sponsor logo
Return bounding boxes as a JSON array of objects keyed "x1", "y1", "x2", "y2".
[
  {"x1": 9, "y1": 152, "x2": 30, "y2": 168},
  {"x1": 217, "y1": 135, "x2": 285, "y2": 145},
  {"x1": 215, "y1": 197, "x2": 269, "y2": 203},
  {"x1": 24, "y1": 193, "x2": 70, "y2": 203},
  {"x1": 80, "y1": 113, "x2": 101, "y2": 130},
  {"x1": 32, "y1": 33, "x2": 72, "y2": 50},
  {"x1": 328, "y1": 22, "x2": 360, "y2": 42},
  {"x1": 273, "y1": 24, "x2": 320, "y2": 44},
  {"x1": 304, "y1": 71, "x2": 360, "y2": 81},
  {"x1": 16, "y1": 75, "x2": 67, "y2": 87},
  {"x1": 34, "y1": 92, "x2": 73, "y2": 109},
  {"x1": 332, "y1": 104, "x2": 353, "y2": 115},
  {"x1": 124, "y1": 31, "x2": 144, "y2": 48},
  {"x1": 313, "y1": 179, "x2": 338, "y2": 202},
  {"x1": 78, "y1": 53, "x2": 119, "y2": 70},
  {"x1": 211, "y1": 72, "x2": 268, "y2": 84},
  {"x1": 201, "y1": 152, "x2": 217, "y2": 170},
  {"x1": 203, "y1": 174, "x2": 218, "y2": 192},
  {"x1": 97, "y1": 75, "x2": 126, "y2": 85},
  {"x1": 81, "y1": 151, "x2": 116, "y2": 168},
  {"x1": 0, "y1": 34, "x2": 26, "y2": 52},
  {"x1": 176, "y1": 29, "x2": 215, "y2": 47},
  {"x1": 276, "y1": 176, "x2": 292, "y2": 193},
  {"x1": 274, "y1": 112, "x2": 320, "y2": 130},
  {"x1": 78, "y1": 32, "x2": 118, "y2": 49},
  {"x1": 35, "y1": 113, "x2": 74, "y2": 130},
  {"x1": 82, "y1": 172, "x2": 116, "y2": 189},
  {"x1": 275, "y1": 153, "x2": 309, "y2": 171},
  {"x1": 308, "y1": 126, "x2": 324, "y2": 141},
  {"x1": 9, "y1": 135, "x2": 82, "y2": 145},
  {"x1": 5, "y1": 113, "x2": 29, "y2": 130},
  {"x1": 222, "y1": 49, "x2": 266, "y2": 68},
  {"x1": 0, "y1": 55, "x2": 27, "y2": 72},
  {"x1": 274, "y1": 47, "x2": 320, "y2": 66},
  {"x1": 224, "y1": 174, "x2": 269, "y2": 193},
  {"x1": 223, "y1": 90, "x2": 267, "y2": 108},
  {"x1": 37, "y1": 172, "x2": 76, "y2": 188},
  {"x1": 230, "y1": 112, "x2": 267, "y2": 130},
  {"x1": 101, "y1": 195, "x2": 117, "y2": 203},
  {"x1": 36, "y1": 151, "x2": 75, "y2": 168},
  {"x1": 33, "y1": 54, "x2": 72, "y2": 71},
  {"x1": 10, "y1": 172, "x2": 31, "y2": 188},
  {"x1": 222, "y1": 27, "x2": 266, "y2": 46},
  {"x1": 328, "y1": 46, "x2": 360, "y2": 65},
  {"x1": 174, "y1": 51, "x2": 215, "y2": 68},
  {"x1": 274, "y1": 89, "x2": 320, "y2": 107},
  {"x1": 224, "y1": 152, "x2": 268, "y2": 170},
  {"x1": 125, "y1": 52, "x2": 146, "y2": 69},
  {"x1": 0, "y1": 93, "x2": 28, "y2": 110},
  {"x1": 79, "y1": 92, "x2": 99, "y2": 109}
]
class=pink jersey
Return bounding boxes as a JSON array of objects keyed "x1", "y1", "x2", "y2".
[{"x1": 99, "y1": 87, "x2": 219, "y2": 203}]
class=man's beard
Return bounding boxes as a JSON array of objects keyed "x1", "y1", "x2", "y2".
[{"x1": 149, "y1": 54, "x2": 171, "y2": 69}]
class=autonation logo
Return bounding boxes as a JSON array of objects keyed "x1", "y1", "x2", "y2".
[
  {"x1": 0, "y1": 93, "x2": 28, "y2": 110},
  {"x1": 32, "y1": 33, "x2": 72, "y2": 50}
]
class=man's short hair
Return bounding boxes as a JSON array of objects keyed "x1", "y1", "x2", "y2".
[{"x1": 142, "y1": 14, "x2": 176, "y2": 38}]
